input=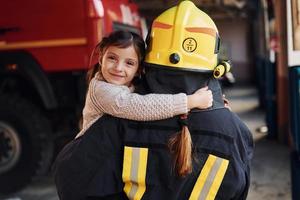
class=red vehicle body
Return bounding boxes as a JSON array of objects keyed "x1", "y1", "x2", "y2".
[{"x1": 0, "y1": 0, "x2": 146, "y2": 194}]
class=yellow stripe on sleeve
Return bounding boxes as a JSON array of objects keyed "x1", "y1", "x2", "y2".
[
  {"x1": 206, "y1": 159, "x2": 229, "y2": 200},
  {"x1": 189, "y1": 155, "x2": 217, "y2": 200},
  {"x1": 122, "y1": 146, "x2": 148, "y2": 200},
  {"x1": 189, "y1": 154, "x2": 229, "y2": 200},
  {"x1": 134, "y1": 148, "x2": 148, "y2": 200},
  {"x1": 123, "y1": 146, "x2": 133, "y2": 196}
]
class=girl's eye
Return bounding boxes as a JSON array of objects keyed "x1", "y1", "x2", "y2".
[
  {"x1": 108, "y1": 56, "x2": 116, "y2": 60},
  {"x1": 127, "y1": 61, "x2": 134, "y2": 66},
  {"x1": 126, "y1": 60, "x2": 136, "y2": 67}
]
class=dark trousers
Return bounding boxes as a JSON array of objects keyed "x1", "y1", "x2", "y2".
[{"x1": 87, "y1": 192, "x2": 128, "y2": 200}]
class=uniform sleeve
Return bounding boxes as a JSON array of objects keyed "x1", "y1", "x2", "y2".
[
  {"x1": 240, "y1": 125, "x2": 253, "y2": 200},
  {"x1": 89, "y1": 79, "x2": 188, "y2": 121},
  {"x1": 243, "y1": 123, "x2": 254, "y2": 162}
]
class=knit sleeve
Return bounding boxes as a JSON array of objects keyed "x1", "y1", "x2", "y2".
[{"x1": 89, "y1": 79, "x2": 188, "y2": 121}]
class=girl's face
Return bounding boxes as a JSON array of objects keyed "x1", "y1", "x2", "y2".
[{"x1": 101, "y1": 45, "x2": 139, "y2": 86}]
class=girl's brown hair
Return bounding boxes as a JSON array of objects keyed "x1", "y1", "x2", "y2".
[
  {"x1": 87, "y1": 30, "x2": 146, "y2": 84},
  {"x1": 168, "y1": 114, "x2": 193, "y2": 177}
]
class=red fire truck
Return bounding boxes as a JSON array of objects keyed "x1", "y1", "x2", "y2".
[{"x1": 0, "y1": 0, "x2": 146, "y2": 194}]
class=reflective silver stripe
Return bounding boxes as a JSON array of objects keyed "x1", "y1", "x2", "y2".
[
  {"x1": 128, "y1": 148, "x2": 140, "y2": 199},
  {"x1": 198, "y1": 157, "x2": 222, "y2": 200}
]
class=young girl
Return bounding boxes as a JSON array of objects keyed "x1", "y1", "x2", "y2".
[{"x1": 75, "y1": 30, "x2": 213, "y2": 138}]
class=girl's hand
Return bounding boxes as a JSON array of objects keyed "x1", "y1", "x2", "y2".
[
  {"x1": 223, "y1": 94, "x2": 231, "y2": 111},
  {"x1": 187, "y1": 86, "x2": 213, "y2": 110}
]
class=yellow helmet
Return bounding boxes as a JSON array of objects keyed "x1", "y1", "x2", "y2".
[{"x1": 145, "y1": 0, "x2": 230, "y2": 77}]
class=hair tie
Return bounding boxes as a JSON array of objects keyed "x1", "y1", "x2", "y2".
[{"x1": 179, "y1": 114, "x2": 189, "y2": 126}]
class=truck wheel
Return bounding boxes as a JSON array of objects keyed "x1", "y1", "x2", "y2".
[{"x1": 0, "y1": 95, "x2": 53, "y2": 194}]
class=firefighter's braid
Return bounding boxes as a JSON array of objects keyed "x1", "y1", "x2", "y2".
[{"x1": 168, "y1": 114, "x2": 193, "y2": 177}]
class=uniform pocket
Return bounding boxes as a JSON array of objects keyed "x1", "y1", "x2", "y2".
[{"x1": 122, "y1": 146, "x2": 149, "y2": 200}]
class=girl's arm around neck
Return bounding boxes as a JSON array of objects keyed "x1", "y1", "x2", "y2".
[{"x1": 89, "y1": 79, "x2": 188, "y2": 121}]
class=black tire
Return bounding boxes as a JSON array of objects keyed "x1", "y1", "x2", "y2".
[{"x1": 0, "y1": 94, "x2": 53, "y2": 194}]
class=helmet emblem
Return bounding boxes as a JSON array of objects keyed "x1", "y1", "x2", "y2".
[{"x1": 182, "y1": 38, "x2": 197, "y2": 52}]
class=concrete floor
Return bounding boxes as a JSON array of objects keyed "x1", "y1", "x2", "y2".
[{"x1": 1, "y1": 85, "x2": 292, "y2": 200}]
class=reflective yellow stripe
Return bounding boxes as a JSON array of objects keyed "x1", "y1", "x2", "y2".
[
  {"x1": 0, "y1": 38, "x2": 87, "y2": 50},
  {"x1": 122, "y1": 146, "x2": 148, "y2": 200},
  {"x1": 189, "y1": 155, "x2": 229, "y2": 200},
  {"x1": 123, "y1": 146, "x2": 133, "y2": 196}
]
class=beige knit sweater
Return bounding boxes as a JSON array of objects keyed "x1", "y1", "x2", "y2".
[{"x1": 75, "y1": 72, "x2": 188, "y2": 138}]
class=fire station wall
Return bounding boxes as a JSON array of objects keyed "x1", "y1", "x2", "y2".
[{"x1": 216, "y1": 18, "x2": 254, "y2": 84}]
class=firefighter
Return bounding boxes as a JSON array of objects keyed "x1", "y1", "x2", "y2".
[
  {"x1": 119, "y1": 1, "x2": 253, "y2": 199},
  {"x1": 53, "y1": 1, "x2": 253, "y2": 200}
]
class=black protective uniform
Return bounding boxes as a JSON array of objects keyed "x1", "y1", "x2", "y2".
[{"x1": 53, "y1": 67, "x2": 254, "y2": 200}]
